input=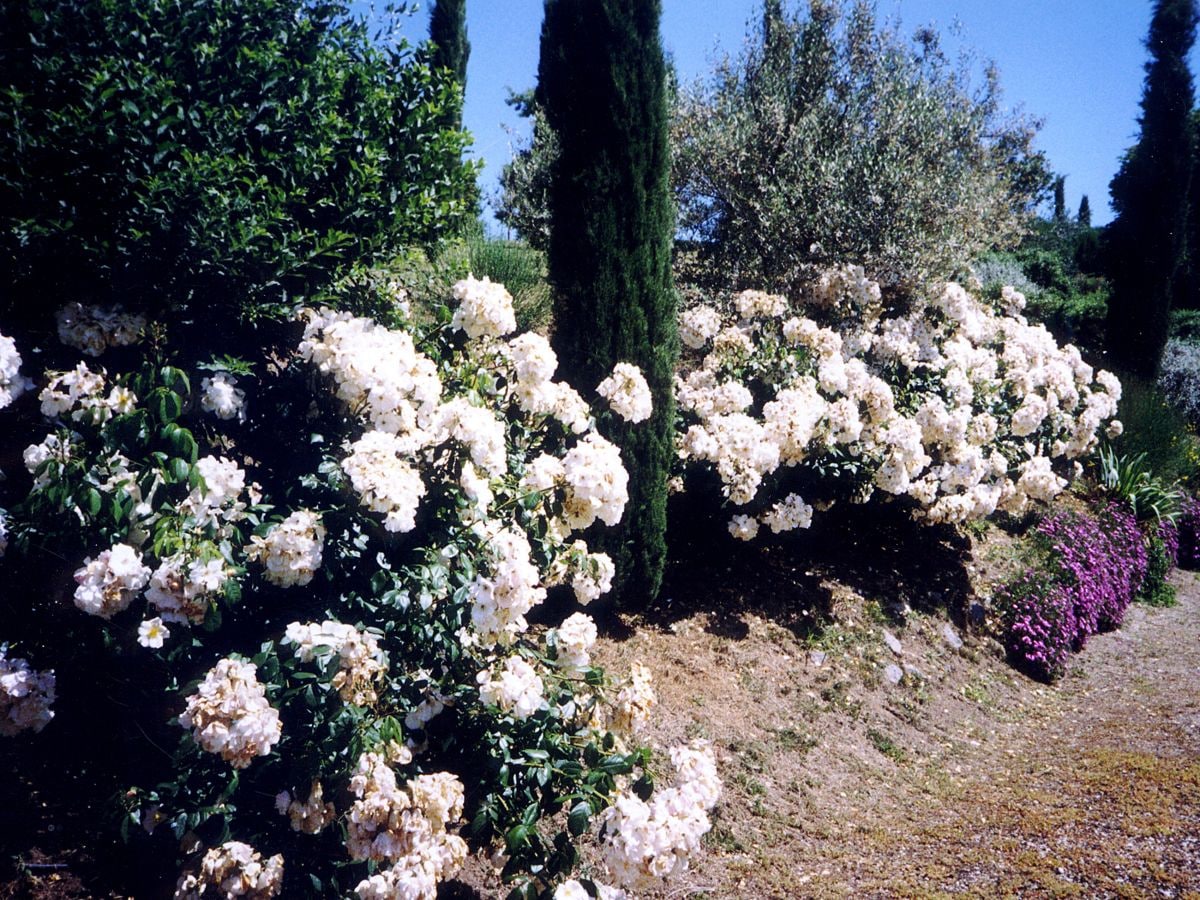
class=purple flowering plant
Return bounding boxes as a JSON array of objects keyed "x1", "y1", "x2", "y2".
[{"x1": 996, "y1": 501, "x2": 1150, "y2": 682}]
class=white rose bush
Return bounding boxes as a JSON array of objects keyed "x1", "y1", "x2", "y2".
[
  {"x1": 1, "y1": 254, "x2": 1124, "y2": 897},
  {"x1": 0, "y1": 280, "x2": 719, "y2": 899},
  {"x1": 674, "y1": 266, "x2": 1122, "y2": 537}
]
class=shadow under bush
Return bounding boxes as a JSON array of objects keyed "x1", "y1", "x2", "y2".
[{"x1": 652, "y1": 482, "x2": 975, "y2": 643}]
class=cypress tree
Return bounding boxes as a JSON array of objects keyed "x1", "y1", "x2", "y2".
[
  {"x1": 429, "y1": 0, "x2": 469, "y2": 130},
  {"x1": 1106, "y1": 0, "x2": 1197, "y2": 376},
  {"x1": 1178, "y1": 110, "x2": 1200, "y2": 308},
  {"x1": 537, "y1": 0, "x2": 677, "y2": 605},
  {"x1": 1053, "y1": 175, "x2": 1067, "y2": 221},
  {"x1": 1077, "y1": 194, "x2": 1092, "y2": 227}
]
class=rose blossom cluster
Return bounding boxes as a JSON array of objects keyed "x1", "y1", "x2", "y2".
[
  {"x1": 179, "y1": 658, "x2": 282, "y2": 768},
  {"x1": 476, "y1": 655, "x2": 546, "y2": 720},
  {"x1": 275, "y1": 780, "x2": 336, "y2": 835},
  {"x1": 346, "y1": 748, "x2": 468, "y2": 900},
  {"x1": 341, "y1": 430, "x2": 428, "y2": 533},
  {"x1": 611, "y1": 663, "x2": 657, "y2": 735},
  {"x1": 450, "y1": 274, "x2": 518, "y2": 340},
  {"x1": 561, "y1": 433, "x2": 630, "y2": 531},
  {"x1": 22, "y1": 433, "x2": 72, "y2": 486},
  {"x1": 677, "y1": 270, "x2": 1122, "y2": 534},
  {"x1": 433, "y1": 398, "x2": 508, "y2": 476},
  {"x1": 245, "y1": 510, "x2": 325, "y2": 588},
  {"x1": 404, "y1": 672, "x2": 449, "y2": 732},
  {"x1": 0, "y1": 331, "x2": 32, "y2": 409},
  {"x1": 200, "y1": 373, "x2": 246, "y2": 422},
  {"x1": 173, "y1": 841, "x2": 283, "y2": 899},
  {"x1": 467, "y1": 527, "x2": 547, "y2": 647},
  {"x1": 73, "y1": 542, "x2": 152, "y2": 618},
  {"x1": 284, "y1": 620, "x2": 388, "y2": 706},
  {"x1": 597, "y1": 362, "x2": 653, "y2": 423},
  {"x1": 39, "y1": 362, "x2": 137, "y2": 423},
  {"x1": 0, "y1": 648, "x2": 56, "y2": 736},
  {"x1": 548, "y1": 612, "x2": 598, "y2": 673},
  {"x1": 146, "y1": 554, "x2": 230, "y2": 625},
  {"x1": 555, "y1": 882, "x2": 627, "y2": 900},
  {"x1": 56, "y1": 303, "x2": 146, "y2": 356},
  {"x1": 184, "y1": 456, "x2": 255, "y2": 532},
  {"x1": 598, "y1": 740, "x2": 721, "y2": 891},
  {"x1": 299, "y1": 284, "x2": 630, "y2": 545},
  {"x1": 299, "y1": 307, "x2": 443, "y2": 441},
  {"x1": 504, "y1": 331, "x2": 592, "y2": 431},
  {"x1": 568, "y1": 546, "x2": 616, "y2": 604}
]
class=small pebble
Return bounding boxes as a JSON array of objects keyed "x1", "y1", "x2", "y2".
[
  {"x1": 883, "y1": 630, "x2": 903, "y2": 656},
  {"x1": 942, "y1": 623, "x2": 964, "y2": 650}
]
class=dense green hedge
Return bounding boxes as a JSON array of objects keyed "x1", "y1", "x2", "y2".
[{"x1": 0, "y1": 0, "x2": 477, "y2": 333}]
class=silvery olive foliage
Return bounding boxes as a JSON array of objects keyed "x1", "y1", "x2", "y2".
[{"x1": 671, "y1": 0, "x2": 1050, "y2": 293}]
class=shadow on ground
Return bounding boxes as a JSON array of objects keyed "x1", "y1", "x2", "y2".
[{"x1": 633, "y1": 496, "x2": 977, "y2": 643}]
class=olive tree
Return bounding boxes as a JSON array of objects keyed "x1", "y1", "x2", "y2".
[{"x1": 672, "y1": 0, "x2": 1050, "y2": 292}]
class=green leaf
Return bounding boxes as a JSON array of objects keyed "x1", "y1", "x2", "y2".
[
  {"x1": 504, "y1": 824, "x2": 529, "y2": 851},
  {"x1": 82, "y1": 487, "x2": 102, "y2": 517},
  {"x1": 150, "y1": 389, "x2": 183, "y2": 424},
  {"x1": 567, "y1": 801, "x2": 590, "y2": 836},
  {"x1": 169, "y1": 458, "x2": 191, "y2": 483}
]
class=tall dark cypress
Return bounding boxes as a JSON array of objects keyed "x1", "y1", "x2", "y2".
[
  {"x1": 1053, "y1": 175, "x2": 1067, "y2": 221},
  {"x1": 429, "y1": 0, "x2": 469, "y2": 130},
  {"x1": 1106, "y1": 0, "x2": 1198, "y2": 375},
  {"x1": 1078, "y1": 194, "x2": 1092, "y2": 227},
  {"x1": 538, "y1": 0, "x2": 677, "y2": 605},
  {"x1": 1178, "y1": 110, "x2": 1200, "y2": 309}
]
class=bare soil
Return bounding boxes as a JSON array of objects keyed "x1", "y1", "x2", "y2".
[{"x1": 589, "y1": 539, "x2": 1200, "y2": 900}]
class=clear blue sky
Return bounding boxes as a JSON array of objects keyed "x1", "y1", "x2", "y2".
[{"x1": 369, "y1": 1, "x2": 1184, "y2": 230}]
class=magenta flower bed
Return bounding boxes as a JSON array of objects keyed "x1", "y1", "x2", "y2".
[
  {"x1": 994, "y1": 576, "x2": 1077, "y2": 681},
  {"x1": 998, "y1": 501, "x2": 1149, "y2": 682}
]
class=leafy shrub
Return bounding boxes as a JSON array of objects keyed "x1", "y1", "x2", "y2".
[
  {"x1": 1115, "y1": 375, "x2": 1198, "y2": 482},
  {"x1": 1140, "y1": 520, "x2": 1180, "y2": 607},
  {"x1": 1158, "y1": 338, "x2": 1200, "y2": 427},
  {"x1": 670, "y1": 0, "x2": 1048, "y2": 291},
  {"x1": 1096, "y1": 444, "x2": 1184, "y2": 523},
  {"x1": 674, "y1": 267, "x2": 1121, "y2": 538},
  {"x1": 1169, "y1": 308, "x2": 1200, "y2": 341},
  {"x1": 0, "y1": 0, "x2": 477, "y2": 333},
  {"x1": 1176, "y1": 493, "x2": 1200, "y2": 568},
  {"x1": 996, "y1": 502, "x2": 1149, "y2": 682},
  {"x1": 973, "y1": 254, "x2": 1042, "y2": 299},
  {"x1": 1016, "y1": 247, "x2": 1074, "y2": 296},
  {"x1": 1024, "y1": 289, "x2": 1108, "y2": 354},
  {"x1": 0, "y1": 280, "x2": 718, "y2": 897}
]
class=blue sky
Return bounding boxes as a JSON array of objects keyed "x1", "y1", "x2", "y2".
[{"x1": 372, "y1": 1, "x2": 1179, "y2": 230}]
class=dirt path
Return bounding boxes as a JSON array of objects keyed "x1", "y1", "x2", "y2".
[
  {"x1": 596, "y1": 566, "x2": 1200, "y2": 899},
  {"x1": 818, "y1": 571, "x2": 1200, "y2": 899}
]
